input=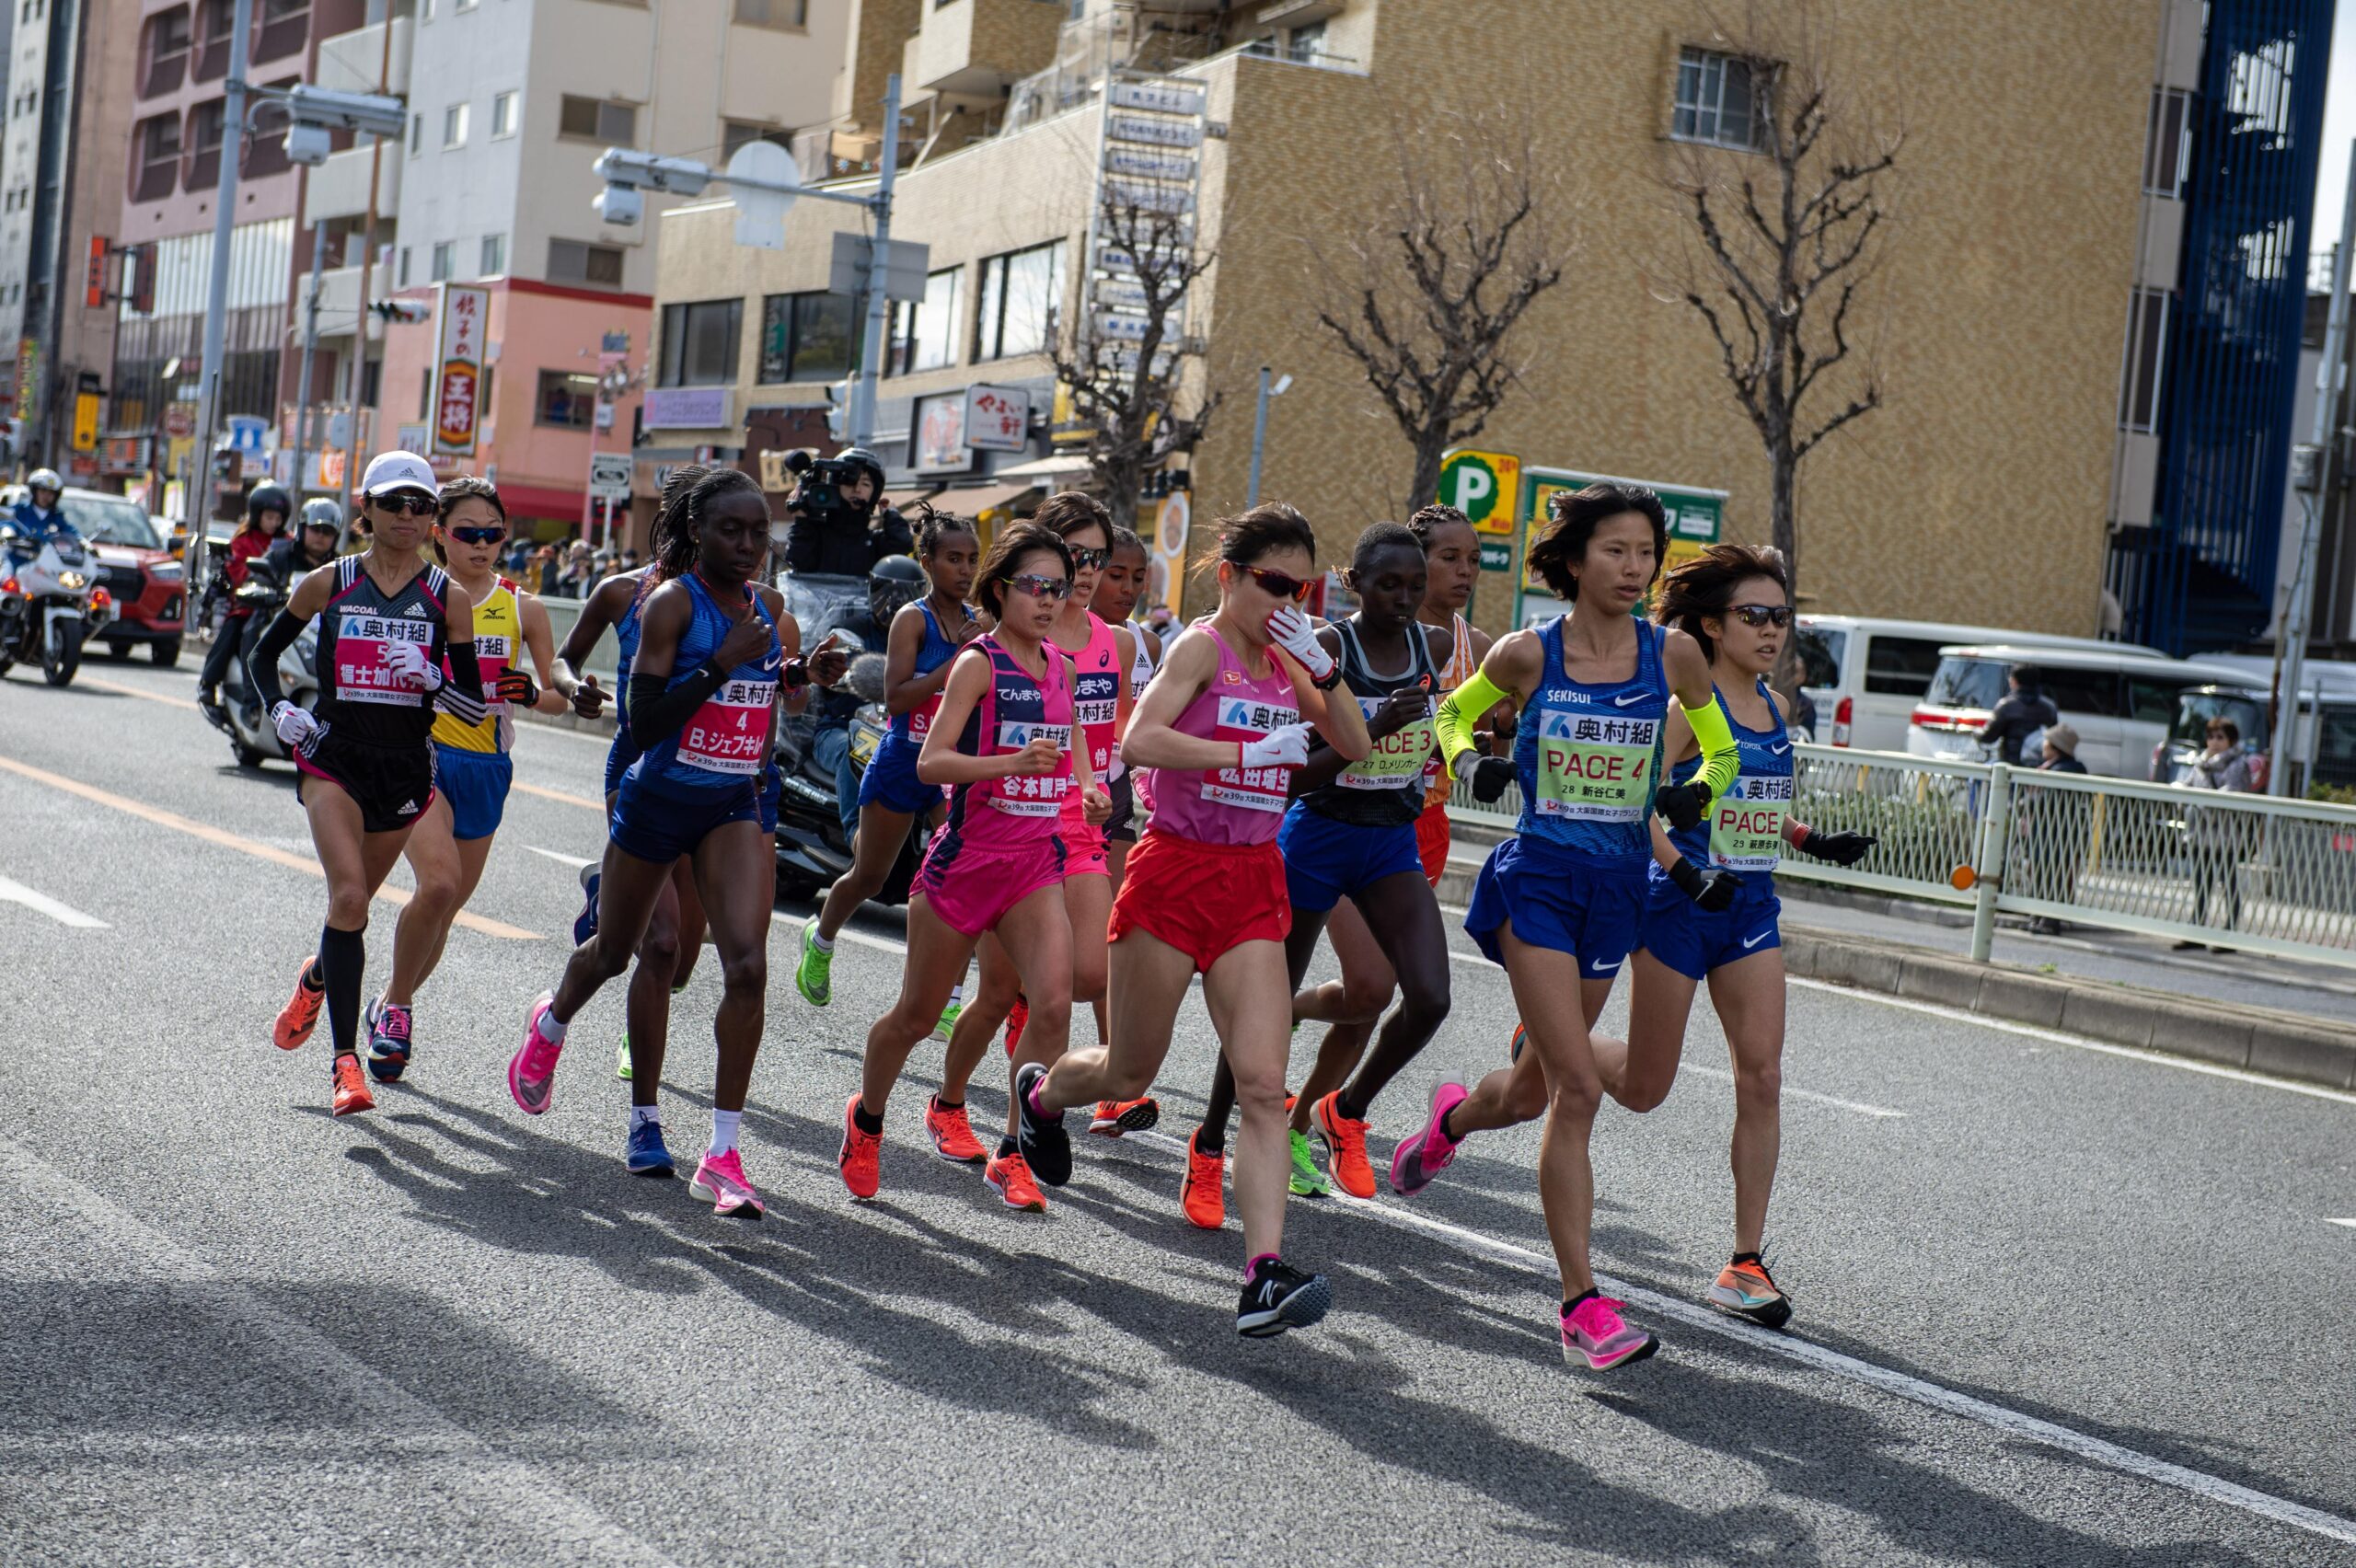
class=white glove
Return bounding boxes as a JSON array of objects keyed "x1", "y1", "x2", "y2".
[
  {"x1": 1265, "y1": 605, "x2": 1335, "y2": 682},
  {"x1": 386, "y1": 639, "x2": 443, "y2": 692},
  {"x1": 271, "y1": 701, "x2": 319, "y2": 748},
  {"x1": 1240, "y1": 721, "x2": 1312, "y2": 770}
]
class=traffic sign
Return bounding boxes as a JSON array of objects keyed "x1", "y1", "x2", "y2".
[
  {"x1": 1439, "y1": 449, "x2": 1520, "y2": 536},
  {"x1": 225, "y1": 415, "x2": 268, "y2": 455},
  {"x1": 588, "y1": 452, "x2": 632, "y2": 501},
  {"x1": 1478, "y1": 540, "x2": 1513, "y2": 572}
]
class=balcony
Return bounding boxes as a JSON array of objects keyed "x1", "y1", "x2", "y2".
[
  {"x1": 304, "y1": 143, "x2": 400, "y2": 225},
  {"x1": 316, "y1": 17, "x2": 413, "y2": 97},
  {"x1": 317, "y1": 258, "x2": 396, "y2": 341},
  {"x1": 915, "y1": 0, "x2": 1065, "y2": 99}
]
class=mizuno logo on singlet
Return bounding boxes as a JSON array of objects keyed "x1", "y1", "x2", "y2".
[{"x1": 1612, "y1": 691, "x2": 1648, "y2": 707}]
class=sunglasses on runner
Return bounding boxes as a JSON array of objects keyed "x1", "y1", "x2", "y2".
[
  {"x1": 1008, "y1": 572, "x2": 1073, "y2": 601},
  {"x1": 375, "y1": 492, "x2": 436, "y2": 518},
  {"x1": 1066, "y1": 546, "x2": 1111, "y2": 571},
  {"x1": 1728, "y1": 604, "x2": 1793, "y2": 628},
  {"x1": 445, "y1": 525, "x2": 508, "y2": 546},
  {"x1": 1242, "y1": 565, "x2": 1314, "y2": 603}
]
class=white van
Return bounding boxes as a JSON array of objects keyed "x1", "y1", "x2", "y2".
[
  {"x1": 1905, "y1": 644, "x2": 2248, "y2": 778},
  {"x1": 1793, "y1": 617, "x2": 2161, "y2": 753}
]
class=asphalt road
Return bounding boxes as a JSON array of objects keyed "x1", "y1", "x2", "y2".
[{"x1": 4, "y1": 653, "x2": 2354, "y2": 1567}]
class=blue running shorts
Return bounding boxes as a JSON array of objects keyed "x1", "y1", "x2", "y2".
[
  {"x1": 1637, "y1": 869, "x2": 1782, "y2": 981},
  {"x1": 1277, "y1": 803, "x2": 1426, "y2": 914},
  {"x1": 1463, "y1": 836, "x2": 1650, "y2": 980},
  {"x1": 433, "y1": 744, "x2": 514, "y2": 842}
]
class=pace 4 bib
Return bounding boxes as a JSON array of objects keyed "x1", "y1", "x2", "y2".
[{"x1": 1534, "y1": 709, "x2": 1657, "y2": 822}]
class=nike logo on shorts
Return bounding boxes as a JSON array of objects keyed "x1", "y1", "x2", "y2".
[
  {"x1": 1584, "y1": 956, "x2": 1623, "y2": 976},
  {"x1": 1741, "y1": 929, "x2": 1773, "y2": 950}
]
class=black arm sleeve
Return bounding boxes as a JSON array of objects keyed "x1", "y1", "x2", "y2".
[
  {"x1": 435, "y1": 639, "x2": 489, "y2": 725},
  {"x1": 627, "y1": 662, "x2": 729, "y2": 749},
  {"x1": 249, "y1": 610, "x2": 305, "y2": 710}
]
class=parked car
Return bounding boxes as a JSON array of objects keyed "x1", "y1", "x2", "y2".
[
  {"x1": 1907, "y1": 643, "x2": 2246, "y2": 778},
  {"x1": 2154, "y1": 668, "x2": 2356, "y2": 793},
  {"x1": 0, "y1": 483, "x2": 185, "y2": 665},
  {"x1": 1794, "y1": 616, "x2": 2161, "y2": 754}
]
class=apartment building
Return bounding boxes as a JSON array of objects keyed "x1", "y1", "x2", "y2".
[{"x1": 646, "y1": 0, "x2": 2325, "y2": 646}]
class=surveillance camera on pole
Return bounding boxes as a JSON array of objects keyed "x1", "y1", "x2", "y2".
[{"x1": 281, "y1": 84, "x2": 408, "y2": 139}]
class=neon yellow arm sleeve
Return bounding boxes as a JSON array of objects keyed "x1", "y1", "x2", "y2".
[
  {"x1": 1683, "y1": 693, "x2": 1741, "y2": 801},
  {"x1": 1436, "y1": 667, "x2": 1512, "y2": 780}
]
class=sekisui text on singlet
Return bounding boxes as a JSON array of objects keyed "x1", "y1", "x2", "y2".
[{"x1": 316, "y1": 555, "x2": 450, "y2": 748}]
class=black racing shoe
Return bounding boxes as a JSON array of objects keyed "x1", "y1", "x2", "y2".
[
  {"x1": 1237, "y1": 1257, "x2": 1331, "y2": 1338},
  {"x1": 1012, "y1": 1063, "x2": 1071, "y2": 1187}
]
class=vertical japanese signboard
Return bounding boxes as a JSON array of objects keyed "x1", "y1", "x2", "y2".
[{"x1": 431, "y1": 283, "x2": 490, "y2": 458}]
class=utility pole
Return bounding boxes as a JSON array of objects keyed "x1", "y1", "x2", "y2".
[
  {"x1": 846, "y1": 75, "x2": 903, "y2": 448},
  {"x1": 2271, "y1": 144, "x2": 2356, "y2": 797},
  {"x1": 188, "y1": 0, "x2": 253, "y2": 600},
  {"x1": 291, "y1": 218, "x2": 327, "y2": 499},
  {"x1": 338, "y1": 11, "x2": 396, "y2": 525}
]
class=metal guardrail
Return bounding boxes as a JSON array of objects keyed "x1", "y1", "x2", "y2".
[{"x1": 1449, "y1": 743, "x2": 2356, "y2": 970}]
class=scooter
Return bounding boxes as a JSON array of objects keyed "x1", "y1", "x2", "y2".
[
  {"x1": 0, "y1": 527, "x2": 114, "y2": 686},
  {"x1": 206, "y1": 559, "x2": 321, "y2": 767}
]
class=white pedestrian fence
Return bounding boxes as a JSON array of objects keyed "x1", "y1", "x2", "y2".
[{"x1": 1449, "y1": 744, "x2": 2356, "y2": 970}]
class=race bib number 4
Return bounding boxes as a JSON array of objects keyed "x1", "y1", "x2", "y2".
[
  {"x1": 1708, "y1": 775, "x2": 1793, "y2": 870},
  {"x1": 679, "y1": 677, "x2": 777, "y2": 775},
  {"x1": 991, "y1": 721, "x2": 1072, "y2": 815},
  {"x1": 1534, "y1": 710, "x2": 1657, "y2": 820},
  {"x1": 335, "y1": 611, "x2": 433, "y2": 706}
]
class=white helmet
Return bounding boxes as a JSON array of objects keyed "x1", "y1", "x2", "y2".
[{"x1": 26, "y1": 467, "x2": 61, "y2": 493}]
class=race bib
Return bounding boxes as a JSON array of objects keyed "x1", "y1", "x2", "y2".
[
  {"x1": 1207, "y1": 695, "x2": 1299, "y2": 813},
  {"x1": 991, "y1": 721, "x2": 1073, "y2": 816},
  {"x1": 1339, "y1": 693, "x2": 1435, "y2": 790},
  {"x1": 334, "y1": 611, "x2": 434, "y2": 707},
  {"x1": 1707, "y1": 774, "x2": 1793, "y2": 871},
  {"x1": 907, "y1": 694, "x2": 941, "y2": 740},
  {"x1": 678, "y1": 677, "x2": 777, "y2": 775},
  {"x1": 1534, "y1": 709, "x2": 1657, "y2": 821}
]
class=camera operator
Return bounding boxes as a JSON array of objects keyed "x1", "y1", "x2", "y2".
[{"x1": 780, "y1": 446, "x2": 912, "y2": 575}]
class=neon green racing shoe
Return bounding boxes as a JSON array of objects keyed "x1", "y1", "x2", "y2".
[
  {"x1": 617, "y1": 1033, "x2": 632, "y2": 1081},
  {"x1": 931, "y1": 999, "x2": 963, "y2": 1043},
  {"x1": 1288, "y1": 1128, "x2": 1332, "y2": 1197},
  {"x1": 795, "y1": 917, "x2": 833, "y2": 1007}
]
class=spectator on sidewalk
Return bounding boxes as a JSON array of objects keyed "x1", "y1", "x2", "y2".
[
  {"x1": 2028, "y1": 723, "x2": 2089, "y2": 935},
  {"x1": 2177, "y1": 718, "x2": 2256, "y2": 951},
  {"x1": 1985, "y1": 666, "x2": 2061, "y2": 766},
  {"x1": 531, "y1": 543, "x2": 560, "y2": 596}
]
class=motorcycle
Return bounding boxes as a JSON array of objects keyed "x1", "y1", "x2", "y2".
[
  {"x1": 205, "y1": 558, "x2": 321, "y2": 767},
  {"x1": 0, "y1": 527, "x2": 115, "y2": 686}
]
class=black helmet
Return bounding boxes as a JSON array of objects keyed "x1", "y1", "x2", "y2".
[
  {"x1": 837, "y1": 446, "x2": 886, "y2": 505},
  {"x1": 300, "y1": 497, "x2": 342, "y2": 532},
  {"x1": 868, "y1": 551, "x2": 927, "y2": 626},
  {"x1": 247, "y1": 483, "x2": 292, "y2": 525}
]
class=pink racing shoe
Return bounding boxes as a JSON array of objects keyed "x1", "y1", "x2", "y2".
[
  {"x1": 1389, "y1": 1080, "x2": 1468, "y2": 1196},
  {"x1": 508, "y1": 993, "x2": 566, "y2": 1115},
  {"x1": 1562, "y1": 1294, "x2": 1658, "y2": 1372},
  {"x1": 689, "y1": 1148, "x2": 765, "y2": 1219}
]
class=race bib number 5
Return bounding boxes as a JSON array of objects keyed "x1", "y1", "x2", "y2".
[
  {"x1": 336, "y1": 612, "x2": 433, "y2": 707},
  {"x1": 1534, "y1": 709, "x2": 1657, "y2": 820}
]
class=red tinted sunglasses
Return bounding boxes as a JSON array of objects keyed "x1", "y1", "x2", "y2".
[{"x1": 1242, "y1": 564, "x2": 1313, "y2": 602}]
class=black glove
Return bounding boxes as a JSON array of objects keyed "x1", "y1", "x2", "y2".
[
  {"x1": 1469, "y1": 754, "x2": 1516, "y2": 804},
  {"x1": 781, "y1": 655, "x2": 811, "y2": 690},
  {"x1": 1669, "y1": 857, "x2": 1738, "y2": 913},
  {"x1": 1657, "y1": 779, "x2": 1711, "y2": 832},
  {"x1": 494, "y1": 668, "x2": 539, "y2": 709},
  {"x1": 1796, "y1": 827, "x2": 1877, "y2": 867}
]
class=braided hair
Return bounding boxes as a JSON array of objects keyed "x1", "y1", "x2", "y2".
[
  {"x1": 646, "y1": 463, "x2": 763, "y2": 594},
  {"x1": 908, "y1": 499, "x2": 977, "y2": 559}
]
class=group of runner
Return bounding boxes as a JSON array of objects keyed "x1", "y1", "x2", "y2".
[{"x1": 260, "y1": 450, "x2": 1870, "y2": 1363}]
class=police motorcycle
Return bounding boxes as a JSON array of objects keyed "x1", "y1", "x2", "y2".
[
  {"x1": 0, "y1": 507, "x2": 113, "y2": 687},
  {"x1": 202, "y1": 552, "x2": 322, "y2": 767}
]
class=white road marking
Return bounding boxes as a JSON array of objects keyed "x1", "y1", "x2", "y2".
[
  {"x1": 523, "y1": 845, "x2": 596, "y2": 870},
  {"x1": 2327, "y1": 1218, "x2": 2356, "y2": 1231},
  {"x1": 1676, "y1": 1061, "x2": 1906, "y2": 1119},
  {"x1": 0, "y1": 873, "x2": 107, "y2": 928},
  {"x1": 1124, "y1": 1123, "x2": 2356, "y2": 1547},
  {"x1": 0, "y1": 1133, "x2": 680, "y2": 1567}
]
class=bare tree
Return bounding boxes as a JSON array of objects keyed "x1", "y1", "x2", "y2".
[
  {"x1": 1306, "y1": 110, "x2": 1571, "y2": 513},
  {"x1": 1658, "y1": 1, "x2": 1900, "y2": 598},
  {"x1": 1047, "y1": 196, "x2": 1219, "y2": 525}
]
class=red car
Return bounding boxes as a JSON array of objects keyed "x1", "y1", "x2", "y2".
[{"x1": 0, "y1": 484, "x2": 186, "y2": 664}]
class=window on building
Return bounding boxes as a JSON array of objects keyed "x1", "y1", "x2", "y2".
[
  {"x1": 2144, "y1": 87, "x2": 2191, "y2": 198},
  {"x1": 887, "y1": 267, "x2": 961, "y2": 375},
  {"x1": 547, "y1": 238, "x2": 626, "y2": 287},
  {"x1": 253, "y1": 0, "x2": 309, "y2": 63},
  {"x1": 491, "y1": 90, "x2": 517, "y2": 137},
  {"x1": 558, "y1": 95, "x2": 637, "y2": 144},
  {"x1": 661, "y1": 298, "x2": 744, "y2": 386},
  {"x1": 479, "y1": 232, "x2": 505, "y2": 275},
  {"x1": 184, "y1": 98, "x2": 226, "y2": 190},
  {"x1": 733, "y1": 0, "x2": 806, "y2": 27},
  {"x1": 143, "y1": 6, "x2": 191, "y2": 97},
  {"x1": 409, "y1": 112, "x2": 421, "y2": 156},
  {"x1": 1671, "y1": 46, "x2": 1767, "y2": 152},
  {"x1": 757, "y1": 291, "x2": 860, "y2": 383},
  {"x1": 430, "y1": 241, "x2": 455, "y2": 282},
  {"x1": 536, "y1": 369, "x2": 597, "y2": 427},
  {"x1": 975, "y1": 241, "x2": 1064, "y2": 361},
  {"x1": 398, "y1": 247, "x2": 411, "y2": 285},
  {"x1": 2119, "y1": 287, "x2": 2170, "y2": 434},
  {"x1": 443, "y1": 102, "x2": 468, "y2": 148},
  {"x1": 722, "y1": 121, "x2": 793, "y2": 162},
  {"x1": 133, "y1": 114, "x2": 180, "y2": 201},
  {"x1": 192, "y1": 0, "x2": 233, "y2": 80},
  {"x1": 417, "y1": 365, "x2": 432, "y2": 420},
  {"x1": 1286, "y1": 20, "x2": 1327, "y2": 63}
]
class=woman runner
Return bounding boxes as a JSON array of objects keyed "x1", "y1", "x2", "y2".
[
  {"x1": 1091, "y1": 525, "x2": 1161, "y2": 888},
  {"x1": 1401, "y1": 482, "x2": 1742, "y2": 1370},
  {"x1": 256, "y1": 453, "x2": 486, "y2": 1117},
  {"x1": 365, "y1": 478, "x2": 575, "y2": 1080},
  {"x1": 1601, "y1": 545, "x2": 1874, "y2": 1329},
  {"x1": 839, "y1": 522, "x2": 1105, "y2": 1212},
  {"x1": 795, "y1": 506, "x2": 982, "y2": 1010},
  {"x1": 1015, "y1": 503, "x2": 1370, "y2": 1335},
  {"x1": 1183, "y1": 523, "x2": 1454, "y2": 1221},
  {"x1": 509, "y1": 466, "x2": 808, "y2": 1216}
]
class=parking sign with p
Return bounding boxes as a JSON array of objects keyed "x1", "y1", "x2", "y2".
[{"x1": 1438, "y1": 449, "x2": 1520, "y2": 536}]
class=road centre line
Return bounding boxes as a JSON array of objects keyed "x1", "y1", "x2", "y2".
[
  {"x1": 0, "y1": 1133, "x2": 679, "y2": 1567},
  {"x1": 524, "y1": 845, "x2": 596, "y2": 870},
  {"x1": 0, "y1": 873, "x2": 108, "y2": 928},
  {"x1": 76, "y1": 674, "x2": 198, "y2": 709},
  {"x1": 2328, "y1": 1218, "x2": 2356, "y2": 1231},
  {"x1": 1674, "y1": 1061, "x2": 1904, "y2": 1119},
  {"x1": 0, "y1": 753, "x2": 537, "y2": 940}
]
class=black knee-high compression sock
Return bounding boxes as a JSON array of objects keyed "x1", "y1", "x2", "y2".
[{"x1": 318, "y1": 923, "x2": 366, "y2": 1057}]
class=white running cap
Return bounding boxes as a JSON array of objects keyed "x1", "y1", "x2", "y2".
[{"x1": 361, "y1": 451, "x2": 437, "y2": 498}]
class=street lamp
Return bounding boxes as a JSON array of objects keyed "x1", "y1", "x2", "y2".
[
  {"x1": 591, "y1": 75, "x2": 907, "y2": 447},
  {"x1": 1246, "y1": 367, "x2": 1292, "y2": 507}
]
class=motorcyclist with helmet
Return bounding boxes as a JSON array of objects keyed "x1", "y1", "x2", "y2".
[
  {"x1": 267, "y1": 498, "x2": 345, "y2": 577},
  {"x1": 808, "y1": 553, "x2": 927, "y2": 835},
  {"x1": 198, "y1": 482, "x2": 291, "y2": 729},
  {"x1": 5, "y1": 467, "x2": 81, "y2": 566}
]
